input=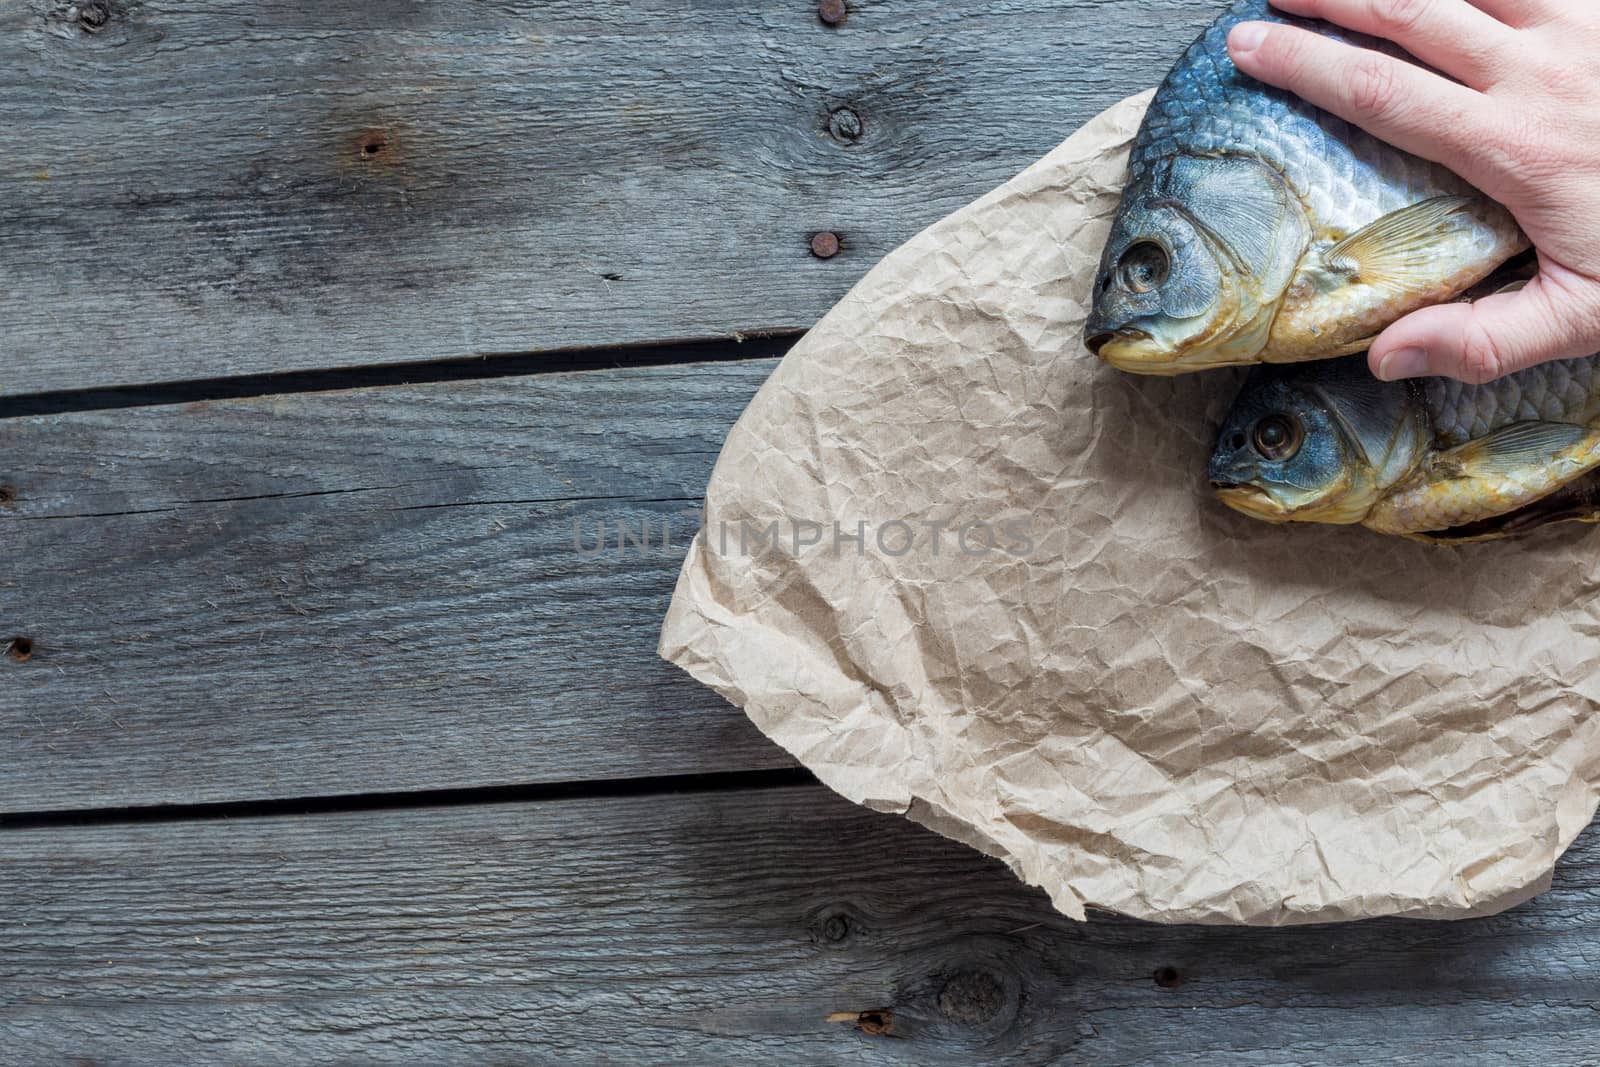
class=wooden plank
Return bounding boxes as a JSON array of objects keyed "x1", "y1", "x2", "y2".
[
  {"x1": 0, "y1": 0, "x2": 1214, "y2": 396},
  {"x1": 4, "y1": 783, "x2": 1599, "y2": 1064},
  {"x1": 0, "y1": 358, "x2": 791, "y2": 812}
]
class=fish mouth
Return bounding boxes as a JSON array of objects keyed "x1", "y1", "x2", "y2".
[
  {"x1": 1098, "y1": 332, "x2": 1256, "y2": 376},
  {"x1": 1093, "y1": 329, "x2": 1248, "y2": 376},
  {"x1": 1084, "y1": 328, "x2": 1141, "y2": 358},
  {"x1": 1211, "y1": 483, "x2": 1293, "y2": 522},
  {"x1": 1087, "y1": 327, "x2": 1155, "y2": 364}
]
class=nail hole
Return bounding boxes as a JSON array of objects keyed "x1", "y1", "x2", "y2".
[
  {"x1": 856, "y1": 1008, "x2": 893, "y2": 1035},
  {"x1": 7, "y1": 636, "x2": 35, "y2": 663},
  {"x1": 1228, "y1": 432, "x2": 1246, "y2": 451},
  {"x1": 354, "y1": 127, "x2": 392, "y2": 160},
  {"x1": 1153, "y1": 966, "x2": 1182, "y2": 989},
  {"x1": 0, "y1": 484, "x2": 15, "y2": 507}
]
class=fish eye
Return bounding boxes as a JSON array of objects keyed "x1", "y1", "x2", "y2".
[
  {"x1": 1117, "y1": 241, "x2": 1169, "y2": 294},
  {"x1": 1251, "y1": 414, "x2": 1303, "y2": 462}
]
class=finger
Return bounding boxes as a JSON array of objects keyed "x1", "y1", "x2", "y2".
[
  {"x1": 1368, "y1": 266, "x2": 1600, "y2": 383},
  {"x1": 1228, "y1": 22, "x2": 1498, "y2": 186},
  {"x1": 1267, "y1": 0, "x2": 1515, "y2": 89},
  {"x1": 1462, "y1": 0, "x2": 1559, "y2": 29}
]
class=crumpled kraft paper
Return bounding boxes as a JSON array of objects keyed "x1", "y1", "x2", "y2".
[{"x1": 657, "y1": 92, "x2": 1600, "y2": 925}]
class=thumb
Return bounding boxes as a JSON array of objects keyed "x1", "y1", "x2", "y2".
[{"x1": 1369, "y1": 267, "x2": 1600, "y2": 384}]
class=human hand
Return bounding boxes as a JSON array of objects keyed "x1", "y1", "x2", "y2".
[{"x1": 1227, "y1": 0, "x2": 1600, "y2": 384}]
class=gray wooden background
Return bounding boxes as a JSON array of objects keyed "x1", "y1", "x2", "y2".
[{"x1": 3, "y1": 0, "x2": 1597, "y2": 1063}]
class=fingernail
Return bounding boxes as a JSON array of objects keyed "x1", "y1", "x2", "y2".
[
  {"x1": 1377, "y1": 347, "x2": 1429, "y2": 381},
  {"x1": 1229, "y1": 22, "x2": 1269, "y2": 53}
]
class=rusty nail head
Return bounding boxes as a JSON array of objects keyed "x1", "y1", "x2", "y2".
[
  {"x1": 818, "y1": 0, "x2": 847, "y2": 26},
  {"x1": 811, "y1": 231, "x2": 841, "y2": 259}
]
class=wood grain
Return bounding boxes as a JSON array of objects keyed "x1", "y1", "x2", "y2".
[
  {"x1": 4, "y1": 783, "x2": 1599, "y2": 1065},
  {"x1": 0, "y1": 358, "x2": 790, "y2": 812},
  {"x1": 0, "y1": 0, "x2": 1214, "y2": 396}
]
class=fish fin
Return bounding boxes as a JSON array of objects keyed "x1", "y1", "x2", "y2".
[
  {"x1": 1449, "y1": 421, "x2": 1594, "y2": 477},
  {"x1": 1320, "y1": 196, "x2": 1479, "y2": 286},
  {"x1": 1416, "y1": 469, "x2": 1600, "y2": 544},
  {"x1": 1367, "y1": 421, "x2": 1600, "y2": 536},
  {"x1": 1268, "y1": 192, "x2": 1526, "y2": 362}
]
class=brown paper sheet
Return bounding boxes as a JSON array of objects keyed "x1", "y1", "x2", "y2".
[{"x1": 658, "y1": 92, "x2": 1600, "y2": 925}]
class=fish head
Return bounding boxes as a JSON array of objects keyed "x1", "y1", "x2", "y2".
[
  {"x1": 1084, "y1": 200, "x2": 1223, "y2": 371},
  {"x1": 1207, "y1": 357, "x2": 1421, "y2": 525},
  {"x1": 1087, "y1": 156, "x2": 1309, "y2": 374},
  {"x1": 1207, "y1": 373, "x2": 1354, "y2": 522}
]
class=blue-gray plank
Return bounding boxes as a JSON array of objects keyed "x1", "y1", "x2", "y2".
[
  {"x1": 7, "y1": 2, "x2": 1587, "y2": 1061},
  {"x1": 0, "y1": 358, "x2": 791, "y2": 812},
  {"x1": 4, "y1": 784, "x2": 1599, "y2": 1065},
  {"x1": 0, "y1": 0, "x2": 1212, "y2": 395}
]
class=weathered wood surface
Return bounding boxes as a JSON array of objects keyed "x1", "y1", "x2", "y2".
[
  {"x1": 0, "y1": 358, "x2": 791, "y2": 813},
  {"x1": 0, "y1": 0, "x2": 1213, "y2": 396},
  {"x1": 5, "y1": 784, "x2": 1599, "y2": 1065},
  {"x1": 9, "y1": 2, "x2": 1594, "y2": 1059}
]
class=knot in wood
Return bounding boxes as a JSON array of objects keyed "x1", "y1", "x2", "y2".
[
  {"x1": 936, "y1": 969, "x2": 1006, "y2": 1025},
  {"x1": 827, "y1": 107, "x2": 864, "y2": 144},
  {"x1": 74, "y1": 1, "x2": 111, "y2": 31}
]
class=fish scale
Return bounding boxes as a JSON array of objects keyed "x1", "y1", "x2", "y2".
[
  {"x1": 1133, "y1": 0, "x2": 1469, "y2": 238},
  {"x1": 1091, "y1": 0, "x2": 1525, "y2": 373},
  {"x1": 1424, "y1": 356, "x2": 1600, "y2": 444},
  {"x1": 1212, "y1": 352, "x2": 1600, "y2": 542}
]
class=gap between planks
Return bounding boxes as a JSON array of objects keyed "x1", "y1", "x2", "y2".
[
  {"x1": 0, "y1": 766, "x2": 816, "y2": 831},
  {"x1": 0, "y1": 333, "x2": 800, "y2": 421}
]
